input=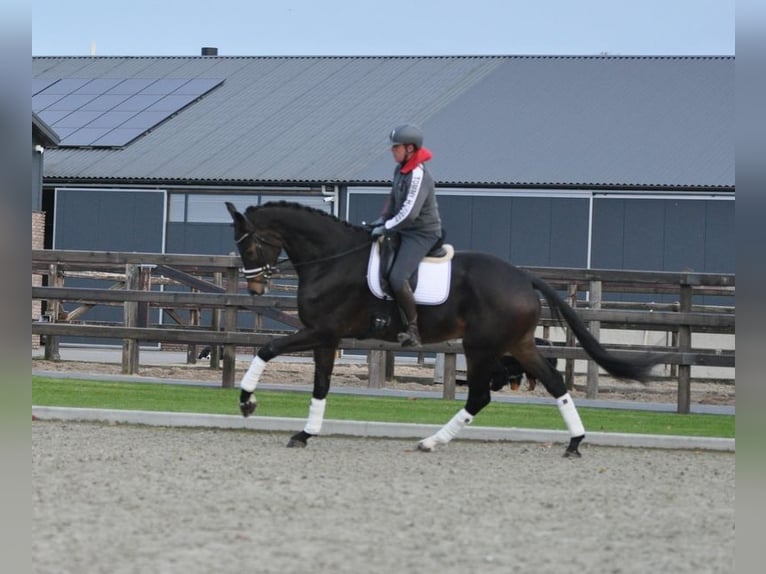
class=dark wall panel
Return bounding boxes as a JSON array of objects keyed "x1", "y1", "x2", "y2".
[
  {"x1": 623, "y1": 199, "x2": 665, "y2": 270},
  {"x1": 469, "y1": 197, "x2": 511, "y2": 259},
  {"x1": 346, "y1": 193, "x2": 387, "y2": 227},
  {"x1": 53, "y1": 189, "x2": 165, "y2": 344},
  {"x1": 703, "y1": 201, "x2": 735, "y2": 273},
  {"x1": 551, "y1": 198, "x2": 590, "y2": 267},
  {"x1": 592, "y1": 197, "x2": 734, "y2": 274},
  {"x1": 664, "y1": 199, "x2": 706, "y2": 272},
  {"x1": 438, "y1": 195, "x2": 473, "y2": 250},
  {"x1": 591, "y1": 199, "x2": 625, "y2": 269},
  {"x1": 54, "y1": 189, "x2": 164, "y2": 251},
  {"x1": 510, "y1": 198, "x2": 552, "y2": 265},
  {"x1": 592, "y1": 196, "x2": 735, "y2": 303},
  {"x1": 166, "y1": 222, "x2": 233, "y2": 255}
]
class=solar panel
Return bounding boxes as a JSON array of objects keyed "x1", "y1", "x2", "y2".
[
  {"x1": 31, "y1": 77, "x2": 223, "y2": 147},
  {"x1": 33, "y1": 78, "x2": 59, "y2": 95}
]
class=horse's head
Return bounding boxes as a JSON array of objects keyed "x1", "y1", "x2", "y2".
[{"x1": 225, "y1": 202, "x2": 283, "y2": 295}]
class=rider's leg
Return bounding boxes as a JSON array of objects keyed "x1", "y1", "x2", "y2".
[
  {"x1": 391, "y1": 280, "x2": 420, "y2": 346},
  {"x1": 387, "y1": 236, "x2": 433, "y2": 347}
]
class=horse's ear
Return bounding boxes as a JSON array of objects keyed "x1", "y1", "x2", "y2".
[
  {"x1": 225, "y1": 202, "x2": 239, "y2": 218},
  {"x1": 225, "y1": 202, "x2": 254, "y2": 231}
]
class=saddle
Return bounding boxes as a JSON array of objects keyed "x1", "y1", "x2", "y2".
[
  {"x1": 367, "y1": 235, "x2": 454, "y2": 305},
  {"x1": 377, "y1": 234, "x2": 448, "y2": 293}
]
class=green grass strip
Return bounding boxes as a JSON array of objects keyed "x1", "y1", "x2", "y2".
[{"x1": 32, "y1": 377, "x2": 734, "y2": 438}]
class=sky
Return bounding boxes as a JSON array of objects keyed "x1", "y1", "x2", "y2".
[{"x1": 32, "y1": 0, "x2": 735, "y2": 57}]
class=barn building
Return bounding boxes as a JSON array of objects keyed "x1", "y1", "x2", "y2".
[
  {"x1": 33, "y1": 54, "x2": 733, "y2": 276},
  {"x1": 32, "y1": 112, "x2": 60, "y2": 346}
]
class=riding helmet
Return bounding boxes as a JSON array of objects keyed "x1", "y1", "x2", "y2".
[{"x1": 390, "y1": 124, "x2": 423, "y2": 149}]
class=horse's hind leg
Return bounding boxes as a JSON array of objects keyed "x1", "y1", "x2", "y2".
[
  {"x1": 418, "y1": 348, "x2": 494, "y2": 452},
  {"x1": 287, "y1": 345, "x2": 336, "y2": 448},
  {"x1": 512, "y1": 340, "x2": 586, "y2": 457}
]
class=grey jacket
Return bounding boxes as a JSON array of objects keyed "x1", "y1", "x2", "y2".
[{"x1": 382, "y1": 149, "x2": 442, "y2": 237}]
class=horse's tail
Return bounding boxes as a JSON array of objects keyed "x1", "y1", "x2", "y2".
[{"x1": 530, "y1": 275, "x2": 657, "y2": 382}]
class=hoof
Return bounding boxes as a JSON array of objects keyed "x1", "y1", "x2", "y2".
[
  {"x1": 563, "y1": 435, "x2": 585, "y2": 458},
  {"x1": 417, "y1": 439, "x2": 435, "y2": 452},
  {"x1": 287, "y1": 430, "x2": 312, "y2": 448},
  {"x1": 563, "y1": 448, "x2": 582, "y2": 458},
  {"x1": 239, "y1": 390, "x2": 257, "y2": 417}
]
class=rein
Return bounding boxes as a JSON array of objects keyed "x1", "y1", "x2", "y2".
[
  {"x1": 237, "y1": 230, "x2": 372, "y2": 280},
  {"x1": 290, "y1": 241, "x2": 371, "y2": 269}
]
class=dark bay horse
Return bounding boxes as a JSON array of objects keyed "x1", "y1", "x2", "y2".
[{"x1": 226, "y1": 201, "x2": 656, "y2": 456}]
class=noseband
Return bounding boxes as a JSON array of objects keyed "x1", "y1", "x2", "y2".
[{"x1": 236, "y1": 231, "x2": 283, "y2": 281}]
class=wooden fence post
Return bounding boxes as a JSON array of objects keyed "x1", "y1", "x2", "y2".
[
  {"x1": 670, "y1": 329, "x2": 678, "y2": 378},
  {"x1": 210, "y1": 272, "x2": 223, "y2": 369},
  {"x1": 564, "y1": 282, "x2": 578, "y2": 390},
  {"x1": 137, "y1": 265, "x2": 152, "y2": 327},
  {"x1": 368, "y1": 350, "x2": 385, "y2": 388},
  {"x1": 677, "y1": 284, "x2": 693, "y2": 414},
  {"x1": 186, "y1": 290, "x2": 199, "y2": 364},
  {"x1": 221, "y1": 267, "x2": 239, "y2": 388},
  {"x1": 385, "y1": 351, "x2": 395, "y2": 381},
  {"x1": 122, "y1": 263, "x2": 139, "y2": 374},
  {"x1": 586, "y1": 280, "x2": 601, "y2": 399},
  {"x1": 44, "y1": 264, "x2": 62, "y2": 361},
  {"x1": 442, "y1": 353, "x2": 456, "y2": 400}
]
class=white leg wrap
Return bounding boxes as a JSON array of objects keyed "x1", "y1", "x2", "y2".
[
  {"x1": 303, "y1": 398, "x2": 327, "y2": 435},
  {"x1": 420, "y1": 408, "x2": 473, "y2": 451},
  {"x1": 557, "y1": 393, "x2": 585, "y2": 437},
  {"x1": 240, "y1": 356, "x2": 267, "y2": 393}
]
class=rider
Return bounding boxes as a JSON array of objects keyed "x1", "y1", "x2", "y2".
[{"x1": 370, "y1": 124, "x2": 443, "y2": 347}]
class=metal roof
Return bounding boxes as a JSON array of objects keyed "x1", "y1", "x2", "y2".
[
  {"x1": 33, "y1": 55, "x2": 733, "y2": 189},
  {"x1": 32, "y1": 112, "x2": 60, "y2": 147}
]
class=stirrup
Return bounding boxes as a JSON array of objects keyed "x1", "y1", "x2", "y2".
[{"x1": 397, "y1": 325, "x2": 421, "y2": 347}]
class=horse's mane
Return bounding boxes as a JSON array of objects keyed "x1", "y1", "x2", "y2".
[{"x1": 244, "y1": 201, "x2": 367, "y2": 233}]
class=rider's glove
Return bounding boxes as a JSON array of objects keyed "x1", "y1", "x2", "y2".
[{"x1": 364, "y1": 217, "x2": 384, "y2": 230}]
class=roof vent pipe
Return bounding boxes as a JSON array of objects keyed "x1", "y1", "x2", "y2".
[{"x1": 201, "y1": 47, "x2": 218, "y2": 56}]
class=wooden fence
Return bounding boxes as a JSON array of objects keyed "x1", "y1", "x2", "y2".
[{"x1": 32, "y1": 249, "x2": 735, "y2": 413}]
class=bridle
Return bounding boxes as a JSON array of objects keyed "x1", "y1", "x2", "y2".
[{"x1": 235, "y1": 230, "x2": 284, "y2": 281}]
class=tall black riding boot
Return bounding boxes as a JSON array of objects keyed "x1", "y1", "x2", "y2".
[{"x1": 393, "y1": 282, "x2": 421, "y2": 347}]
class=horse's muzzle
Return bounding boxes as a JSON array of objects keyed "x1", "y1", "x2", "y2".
[{"x1": 247, "y1": 279, "x2": 268, "y2": 295}]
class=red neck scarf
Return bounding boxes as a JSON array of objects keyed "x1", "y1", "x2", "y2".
[{"x1": 400, "y1": 147, "x2": 433, "y2": 174}]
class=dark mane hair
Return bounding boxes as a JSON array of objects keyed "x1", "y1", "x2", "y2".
[{"x1": 244, "y1": 201, "x2": 366, "y2": 232}]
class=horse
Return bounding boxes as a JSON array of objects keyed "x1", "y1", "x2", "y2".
[{"x1": 226, "y1": 201, "x2": 657, "y2": 457}]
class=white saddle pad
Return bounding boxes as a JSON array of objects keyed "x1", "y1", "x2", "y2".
[{"x1": 366, "y1": 242, "x2": 453, "y2": 305}]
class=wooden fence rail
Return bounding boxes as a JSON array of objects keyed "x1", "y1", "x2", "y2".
[{"x1": 32, "y1": 249, "x2": 735, "y2": 413}]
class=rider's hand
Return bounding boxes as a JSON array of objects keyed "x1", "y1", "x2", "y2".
[
  {"x1": 371, "y1": 225, "x2": 386, "y2": 238},
  {"x1": 364, "y1": 217, "x2": 384, "y2": 230}
]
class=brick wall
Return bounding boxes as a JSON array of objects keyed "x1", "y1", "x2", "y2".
[{"x1": 32, "y1": 211, "x2": 45, "y2": 348}]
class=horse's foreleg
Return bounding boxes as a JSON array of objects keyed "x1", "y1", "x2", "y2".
[
  {"x1": 238, "y1": 351, "x2": 269, "y2": 417},
  {"x1": 237, "y1": 330, "x2": 322, "y2": 418},
  {"x1": 287, "y1": 345, "x2": 336, "y2": 448}
]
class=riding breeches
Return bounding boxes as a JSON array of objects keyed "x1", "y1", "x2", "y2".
[{"x1": 387, "y1": 231, "x2": 441, "y2": 292}]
